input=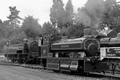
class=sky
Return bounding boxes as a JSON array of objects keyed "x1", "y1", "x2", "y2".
[
  {"x1": 0, "y1": 0, "x2": 87, "y2": 25},
  {"x1": 0, "y1": 0, "x2": 120, "y2": 26}
]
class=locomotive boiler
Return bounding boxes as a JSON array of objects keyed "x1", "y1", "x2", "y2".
[{"x1": 51, "y1": 36, "x2": 100, "y2": 57}]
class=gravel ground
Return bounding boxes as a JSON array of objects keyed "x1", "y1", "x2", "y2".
[
  {"x1": 0, "y1": 65, "x2": 98, "y2": 80},
  {"x1": 0, "y1": 63, "x2": 119, "y2": 80}
]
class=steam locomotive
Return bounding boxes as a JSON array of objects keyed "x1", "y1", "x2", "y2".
[
  {"x1": 4, "y1": 38, "x2": 39, "y2": 63},
  {"x1": 99, "y1": 32, "x2": 120, "y2": 74},
  {"x1": 4, "y1": 29, "x2": 120, "y2": 74},
  {"x1": 40, "y1": 34, "x2": 109, "y2": 73}
]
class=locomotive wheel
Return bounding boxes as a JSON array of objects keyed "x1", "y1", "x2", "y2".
[
  {"x1": 11, "y1": 59, "x2": 16, "y2": 63},
  {"x1": 69, "y1": 52, "x2": 74, "y2": 58},
  {"x1": 53, "y1": 70, "x2": 59, "y2": 73},
  {"x1": 17, "y1": 59, "x2": 23, "y2": 64},
  {"x1": 23, "y1": 57, "x2": 27, "y2": 64},
  {"x1": 90, "y1": 57, "x2": 98, "y2": 65}
]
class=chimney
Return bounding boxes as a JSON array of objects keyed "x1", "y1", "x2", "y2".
[{"x1": 84, "y1": 28, "x2": 91, "y2": 36}]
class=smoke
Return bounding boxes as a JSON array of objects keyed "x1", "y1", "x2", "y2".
[
  {"x1": 75, "y1": 0, "x2": 105, "y2": 28},
  {"x1": 74, "y1": 10, "x2": 91, "y2": 27}
]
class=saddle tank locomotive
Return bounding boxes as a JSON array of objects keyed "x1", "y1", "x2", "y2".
[{"x1": 40, "y1": 33, "x2": 109, "y2": 73}]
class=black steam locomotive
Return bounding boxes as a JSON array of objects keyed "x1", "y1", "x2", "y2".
[
  {"x1": 4, "y1": 29, "x2": 120, "y2": 74},
  {"x1": 40, "y1": 34, "x2": 109, "y2": 73}
]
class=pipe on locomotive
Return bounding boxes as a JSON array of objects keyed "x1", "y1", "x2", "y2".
[{"x1": 38, "y1": 35, "x2": 43, "y2": 57}]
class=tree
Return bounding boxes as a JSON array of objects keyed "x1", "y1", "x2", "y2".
[
  {"x1": 64, "y1": 0, "x2": 74, "y2": 27},
  {"x1": 1, "y1": 20, "x2": 16, "y2": 39},
  {"x1": 5, "y1": 6, "x2": 23, "y2": 39},
  {"x1": 42, "y1": 22, "x2": 54, "y2": 34},
  {"x1": 21, "y1": 16, "x2": 42, "y2": 38},
  {"x1": 7, "y1": 6, "x2": 22, "y2": 29},
  {"x1": 0, "y1": 20, "x2": 15, "y2": 39},
  {"x1": 67, "y1": 23, "x2": 84, "y2": 38},
  {"x1": 16, "y1": 31, "x2": 27, "y2": 39},
  {"x1": 60, "y1": 27, "x2": 68, "y2": 36},
  {"x1": 50, "y1": 0, "x2": 65, "y2": 28},
  {"x1": 101, "y1": 0, "x2": 120, "y2": 31}
]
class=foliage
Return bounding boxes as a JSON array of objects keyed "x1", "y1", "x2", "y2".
[
  {"x1": 67, "y1": 23, "x2": 84, "y2": 38},
  {"x1": 16, "y1": 31, "x2": 27, "y2": 39},
  {"x1": 21, "y1": 16, "x2": 41, "y2": 38},
  {"x1": 7, "y1": 6, "x2": 22, "y2": 29},
  {"x1": 2, "y1": 20, "x2": 14, "y2": 39},
  {"x1": 50, "y1": 0, "x2": 75, "y2": 38},
  {"x1": 50, "y1": 0, "x2": 74, "y2": 28},
  {"x1": 42, "y1": 22, "x2": 54, "y2": 34},
  {"x1": 0, "y1": 20, "x2": 3, "y2": 38},
  {"x1": 0, "y1": 6, "x2": 23, "y2": 40},
  {"x1": 60, "y1": 27, "x2": 68, "y2": 36},
  {"x1": 50, "y1": 0, "x2": 65, "y2": 28},
  {"x1": 64, "y1": 0, "x2": 74, "y2": 27},
  {"x1": 101, "y1": 0, "x2": 120, "y2": 31}
]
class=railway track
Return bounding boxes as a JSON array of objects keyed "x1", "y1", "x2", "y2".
[
  {"x1": 21, "y1": 64, "x2": 120, "y2": 79},
  {"x1": 0, "y1": 60, "x2": 120, "y2": 80}
]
